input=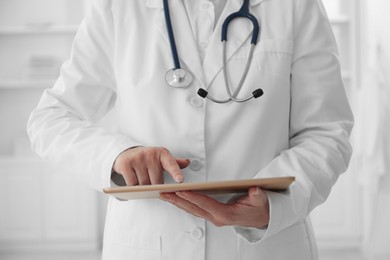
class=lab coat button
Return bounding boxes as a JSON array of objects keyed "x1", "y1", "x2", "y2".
[
  {"x1": 190, "y1": 97, "x2": 204, "y2": 107},
  {"x1": 191, "y1": 227, "x2": 204, "y2": 239},
  {"x1": 190, "y1": 159, "x2": 202, "y2": 171}
]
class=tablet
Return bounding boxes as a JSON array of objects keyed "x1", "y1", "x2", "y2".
[{"x1": 103, "y1": 176, "x2": 295, "y2": 200}]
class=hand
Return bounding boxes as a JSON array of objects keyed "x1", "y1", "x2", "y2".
[
  {"x1": 112, "y1": 147, "x2": 190, "y2": 185},
  {"x1": 160, "y1": 187, "x2": 270, "y2": 228}
]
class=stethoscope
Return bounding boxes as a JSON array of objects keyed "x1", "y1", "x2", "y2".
[{"x1": 163, "y1": 0, "x2": 264, "y2": 103}]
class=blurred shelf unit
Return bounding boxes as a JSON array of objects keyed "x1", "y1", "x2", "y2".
[
  {"x1": 0, "y1": 0, "x2": 87, "y2": 93},
  {"x1": 0, "y1": 157, "x2": 99, "y2": 252},
  {"x1": 0, "y1": 0, "x2": 100, "y2": 255}
]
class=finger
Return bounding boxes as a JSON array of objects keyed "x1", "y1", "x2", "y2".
[
  {"x1": 176, "y1": 191, "x2": 226, "y2": 214},
  {"x1": 160, "y1": 194, "x2": 203, "y2": 218},
  {"x1": 134, "y1": 166, "x2": 151, "y2": 185},
  {"x1": 249, "y1": 187, "x2": 261, "y2": 198},
  {"x1": 176, "y1": 159, "x2": 191, "y2": 169},
  {"x1": 160, "y1": 194, "x2": 213, "y2": 220},
  {"x1": 233, "y1": 187, "x2": 269, "y2": 224},
  {"x1": 175, "y1": 192, "x2": 233, "y2": 227},
  {"x1": 121, "y1": 169, "x2": 138, "y2": 186},
  {"x1": 148, "y1": 163, "x2": 164, "y2": 185},
  {"x1": 232, "y1": 187, "x2": 270, "y2": 228},
  {"x1": 247, "y1": 187, "x2": 268, "y2": 204},
  {"x1": 175, "y1": 192, "x2": 231, "y2": 225},
  {"x1": 159, "y1": 149, "x2": 184, "y2": 183}
]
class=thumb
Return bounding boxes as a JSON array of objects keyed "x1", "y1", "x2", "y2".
[
  {"x1": 249, "y1": 187, "x2": 265, "y2": 200},
  {"x1": 236, "y1": 187, "x2": 267, "y2": 206},
  {"x1": 248, "y1": 187, "x2": 269, "y2": 209},
  {"x1": 176, "y1": 159, "x2": 191, "y2": 169}
]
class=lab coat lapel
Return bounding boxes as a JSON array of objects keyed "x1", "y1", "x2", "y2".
[
  {"x1": 146, "y1": 0, "x2": 205, "y2": 87},
  {"x1": 203, "y1": 0, "x2": 267, "y2": 89}
]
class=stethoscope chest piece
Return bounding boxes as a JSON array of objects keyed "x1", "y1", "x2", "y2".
[{"x1": 165, "y1": 68, "x2": 193, "y2": 88}]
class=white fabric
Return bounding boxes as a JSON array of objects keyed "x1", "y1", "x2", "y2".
[
  {"x1": 183, "y1": 0, "x2": 226, "y2": 62},
  {"x1": 27, "y1": 0, "x2": 353, "y2": 259}
]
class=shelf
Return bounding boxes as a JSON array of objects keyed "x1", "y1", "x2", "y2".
[
  {"x1": 0, "y1": 25, "x2": 79, "y2": 35},
  {"x1": 0, "y1": 79, "x2": 56, "y2": 89}
]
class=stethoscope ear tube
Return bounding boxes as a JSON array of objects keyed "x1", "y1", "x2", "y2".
[
  {"x1": 221, "y1": 0, "x2": 260, "y2": 45},
  {"x1": 253, "y1": 89, "x2": 264, "y2": 98},
  {"x1": 197, "y1": 42, "x2": 264, "y2": 103},
  {"x1": 198, "y1": 87, "x2": 264, "y2": 102},
  {"x1": 197, "y1": 88, "x2": 208, "y2": 98}
]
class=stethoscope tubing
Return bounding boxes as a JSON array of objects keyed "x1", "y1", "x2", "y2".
[
  {"x1": 222, "y1": 42, "x2": 257, "y2": 103},
  {"x1": 163, "y1": 0, "x2": 264, "y2": 103},
  {"x1": 200, "y1": 43, "x2": 256, "y2": 104},
  {"x1": 163, "y1": 0, "x2": 181, "y2": 70}
]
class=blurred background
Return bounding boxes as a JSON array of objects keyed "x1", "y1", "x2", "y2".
[{"x1": 0, "y1": 0, "x2": 389, "y2": 259}]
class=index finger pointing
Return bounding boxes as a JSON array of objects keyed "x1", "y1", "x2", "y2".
[{"x1": 159, "y1": 148, "x2": 184, "y2": 183}]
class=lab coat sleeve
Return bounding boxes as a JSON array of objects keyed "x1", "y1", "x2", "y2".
[
  {"x1": 234, "y1": 0, "x2": 354, "y2": 242},
  {"x1": 27, "y1": 0, "x2": 137, "y2": 190}
]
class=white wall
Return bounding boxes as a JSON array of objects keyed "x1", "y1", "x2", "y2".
[{"x1": 357, "y1": 0, "x2": 390, "y2": 259}]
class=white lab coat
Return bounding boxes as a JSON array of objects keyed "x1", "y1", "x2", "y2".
[{"x1": 27, "y1": 0, "x2": 353, "y2": 259}]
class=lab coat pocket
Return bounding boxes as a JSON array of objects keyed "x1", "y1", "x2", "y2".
[
  {"x1": 103, "y1": 228, "x2": 162, "y2": 260},
  {"x1": 235, "y1": 39, "x2": 293, "y2": 76},
  {"x1": 225, "y1": 39, "x2": 293, "y2": 97},
  {"x1": 237, "y1": 221, "x2": 314, "y2": 260},
  {"x1": 231, "y1": 39, "x2": 293, "y2": 60}
]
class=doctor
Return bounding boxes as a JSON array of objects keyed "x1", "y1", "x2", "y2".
[{"x1": 27, "y1": 0, "x2": 353, "y2": 259}]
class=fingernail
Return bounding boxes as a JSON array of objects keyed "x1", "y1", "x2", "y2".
[
  {"x1": 252, "y1": 187, "x2": 260, "y2": 196},
  {"x1": 175, "y1": 175, "x2": 183, "y2": 183}
]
